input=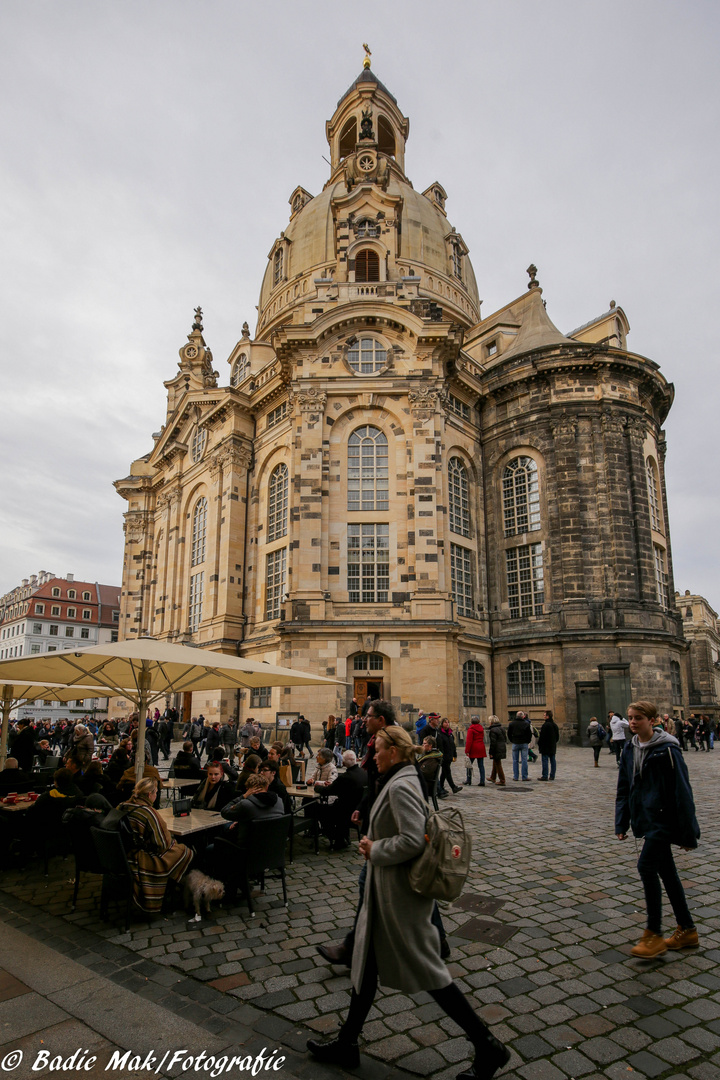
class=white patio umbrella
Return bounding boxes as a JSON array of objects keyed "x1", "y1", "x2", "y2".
[
  {"x1": 0, "y1": 682, "x2": 117, "y2": 769},
  {"x1": 0, "y1": 638, "x2": 344, "y2": 781}
]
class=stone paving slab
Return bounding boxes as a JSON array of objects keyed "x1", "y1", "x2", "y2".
[{"x1": 1, "y1": 745, "x2": 720, "y2": 1080}]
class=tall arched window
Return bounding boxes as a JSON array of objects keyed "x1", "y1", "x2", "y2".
[
  {"x1": 448, "y1": 457, "x2": 470, "y2": 537},
  {"x1": 348, "y1": 426, "x2": 388, "y2": 511},
  {"x1": 339, "y1": 117, "x2": 357, "y2": 158},
  {"x1": 377, "y1": 116, "x2": 395, "y2": 157},
  {"x1": 503, "y1": 457, "x2": 540, "y2": 537},
  {"x1": 267, "y1": 464, "x2": 289, "y2": 542},
  {"x1": 670, "y1": 660, "x2": 682, "y2": 705},
  {"x1": 191, "y1": 426, "x2": 206, "y2": 464},
  {"x1": 646, "y1": 458, "x2": 662, "y2": 532},
  {"x1": 191, "y1": 498, "x2": 207, "y2": 567},
  {"x1": 230, "y1": 353, "x2": 249, "y2": 388},
  {"x1": 273, "y1": 248, "x2": 284, "y2": 287},
  {"x1": 462, "y1": 660, "x2": 486, "y2": 708},
  {"x1": 354, "y1": 249, "x2": 380, "y2": 283},
  {"x1": 507, "y1": 660, "x2": 546, "y2": 705}
]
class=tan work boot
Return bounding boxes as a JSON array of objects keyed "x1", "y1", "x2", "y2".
[
  {"x1": 631, "y1": 929, "x2": 668, "y2": 958},
  {"x1": 664, "y1": 925, "x2": 699, "y2": 950}
]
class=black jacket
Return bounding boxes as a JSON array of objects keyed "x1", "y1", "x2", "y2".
[
  {"x1": 191, "y1": 778, "x2": 236, "y2": 811},
  {"x1": 323, "y1": 764, "x2": 368, "y2": 818},
  {"x1": 487, "y1": 722, "x2": 507, "y2": 760},
  {"x1": 221, "y1": 790, "x2": 284, "y2": 847},
  {"x1": 616, "y1": 736, "x2": 699, "y2": 848},
  {"x1": 436, "y1": 728, "x2": 456, "y2": 764},
  {"x1": 171, "y1": 750, "x2": 204, "y2": 780},
  {"x1": 10, "y1": 727, "x2": 37, "y2": 773},
  {"x1": 507, "y1": 718, "x2": 532, "y2": 745},
  {"x1": 537, "y1": 720, "x2": 560, "y2": 755}
]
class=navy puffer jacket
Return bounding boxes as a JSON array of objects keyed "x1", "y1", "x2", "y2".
[{"x1": 615, "y1": 738, "x2": 700, "y2": 848}]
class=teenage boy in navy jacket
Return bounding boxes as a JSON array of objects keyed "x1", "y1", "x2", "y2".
[{"x1": 616, "y1": 699, "x2": 700, "y2": 958}]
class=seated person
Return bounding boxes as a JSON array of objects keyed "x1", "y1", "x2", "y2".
[
  {"x1": 258, "y1": 759, "x2": 291, "y2": 813},
  {"x1": 307, "y1": 748, "x2": 338, "y2": 788},
  {"x1": 210, "y1": 748, "x2": 238, "y2": 783},
  {"x1": 0, "y1": 758, "x2": 32, "y2": 792},
  {"x1": 116, "y1": 759, "x2": 163, "y2": 805},
  {"x1": 417, "y1": 735, "x2": 443, "y2": 786},
  {"x1": 172, "y1": 741, "x2": 205, "y2": 780},
  {"x1": 34, "y1": 767, "x2": 84, "y2": 807},
  {"x1": 220, "y1": 773, "x2": 284, "y2": 847},
  {"x1": 247, "y1": 736, "x2": 268, "y2": 762},
  {"x1": 235, "y1": 754, "x2": 261, "y2": 795},
  {"x1": 104, "y1": 739, "x2": 132, "y2": 784},
  {"x1": 35, "y1": 740, "x2": 53, "y2": 766},
  {"x1": 191, "y1": 761, "x2": 236, "y2": 812},
  {"x1": 118, "y1": 777, "x2": 193, "y2": 914},
  {"x1": 77, "y1": 760, "x2": 117, "y2": 803},
  {"x1": 304, "y1": 750, "x2": 367, "y2": 850}
]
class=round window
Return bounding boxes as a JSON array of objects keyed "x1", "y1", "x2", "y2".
[{"x1": 347, "y1": 338, "x2": 388, "y2": 375}]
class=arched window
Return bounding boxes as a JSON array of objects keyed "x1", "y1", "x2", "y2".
[
  {"x1": 503, "y1": 457, "x2": 540, "y2": 537},
  {"x1": 377, "y1": 116, "x2": 395, "y2": 157},
  {"x1": 451, "y1": 242, "x2": 463, "y2": 280},
  {"x1": 292, "y1": 194, "x2": 303, "y2": 213},
  {"x1": 670, "y1": 660, "x2": 682, "y2": 705},
  {"x1": 348, "y1": 426, "x2": 388, "y2": 511},
  {"x1": 191, "y1": 426, "x2": 206, "y2": 464},
  {"x1": 230, "y1": 353, "x2": 249, "y2": 388},
  {"x1": 462, "y1": 660, "x2": 486, "y2": 708},
  {"x1": 507, "y1": 660, "x2": 546, "y2": 705},
  {"x1": 354, "y1": 653, "x2": 384, "y2": 671},
  {"x1": 273, "y1": 248, "x2": 284, "y2": 287},
  {"x1": 354, "y1": 249, "x2": 380, "y2": 283},
  {"x1": 347, "y1": 337, "x2": 387, "y2": 375},
  {"x1": 448, "y1": 457, "x2": 470, "y2": 537},
  {"x1": 339, "y1": 117, "x2": 357, "y2": 158},
  {"x1": 355, "y1": 218, "x2": 379, "y2": 239},
  {"x1": 646, "y1": 458, "x2": 662, "y2": 532},
  {"x1": 191, "y1": 498, "x2": 207, "y2": 566},
  {"x1": 267, "y1": 464, "x2": 289, "y2": 542},
  {"x1": 506, "y1": 543, "x2": 544, "y2": 618}
]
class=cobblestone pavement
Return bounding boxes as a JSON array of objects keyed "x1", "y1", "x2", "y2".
[{"x1": 2, "y1": 745, "x2": 720, "y2": 1080}]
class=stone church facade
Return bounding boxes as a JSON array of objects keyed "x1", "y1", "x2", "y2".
[{"x1": 114, "y1": 63, "x2": 686, "y2": 738}]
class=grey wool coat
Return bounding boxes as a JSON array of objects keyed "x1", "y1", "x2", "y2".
[{"x1": 352, "y1": 764, "x2": 451, "y2": 995}]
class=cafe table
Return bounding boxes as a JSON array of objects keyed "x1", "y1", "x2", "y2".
[
  {"x1": 157, "y1": 806, "x2": 223, "y2": 838},
  {"x1": 161, "y1": 777, "x2": 201, "y2": 803}
]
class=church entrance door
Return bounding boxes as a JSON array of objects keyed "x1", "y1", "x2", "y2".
[{"x1": 354, "y1": 678, "x2": 383, "y2": 704}]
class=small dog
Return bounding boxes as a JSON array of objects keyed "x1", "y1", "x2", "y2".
[{"x1": 183, "y1": 869, "x2": 225, "y2": 922}]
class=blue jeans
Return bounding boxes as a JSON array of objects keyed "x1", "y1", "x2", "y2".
[
  {"x1": 512, "y1": 744, "x2": 529, "y2": 780},
  {"x1": 541, "y1": 753, "x2": 556, "y2": 780},
  {"x1": 465, "y1": 758, "x2": 485, "y2": 785}
]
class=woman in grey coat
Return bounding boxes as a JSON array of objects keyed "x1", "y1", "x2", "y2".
[{"x1": 308, "y1": 726, "x2": 509, "y2": 1080}]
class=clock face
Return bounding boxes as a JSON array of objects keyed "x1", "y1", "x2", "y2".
[
  {"x1": 358, "y1": 154, "x2": 375, "y2": 173},
  {"x1": 185, "y1": 346, "x2": 198, "y2": 359}
]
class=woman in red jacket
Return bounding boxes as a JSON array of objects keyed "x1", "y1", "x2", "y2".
[{"x1": 464, "y1": 716, "x2": 487, "y2": 787}]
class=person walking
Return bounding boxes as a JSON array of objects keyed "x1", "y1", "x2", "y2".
[
  {"x1": 464, "y1": 716, "x2": 487, "y2": 787},
  {"x1": 507, "y1": 712, "x2": 532, "y2": 781},
  {"x1": 537, "y1": 710, "x2": 560, "y2": 781},
  {"x1": 610, "y1": 711, "x2": 629, "y2": 765},
  {"x1": 487, "y1": 716, "x2": 507, "y2": 786},
  {"x1": 587, "y1": 716, "x2": 606, "y2": 767},
  {"x1": 307, "y1": 725, "x2": 509, "y2": 1079},
  {"x1": 615, "y1": 699, "x2": 700, "y2": 958},
  {"x1": 437, "y1": 718, "x2": 462, "y2": 795}
]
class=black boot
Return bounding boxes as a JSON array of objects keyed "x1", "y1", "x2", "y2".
[
  {"x1": 307, "y1": 1037, "x2": 360, "y2": 1069},
  {"x1": 431, "y1": 982, "x2": 510, "y2": 1080},
  {"x1": 456, "y1": 1035, "x2": 510, "y2": 1080}
]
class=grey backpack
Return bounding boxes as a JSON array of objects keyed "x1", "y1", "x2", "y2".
[{"x1": 407, "y1": 805, "x2": 471, "y2": 902}]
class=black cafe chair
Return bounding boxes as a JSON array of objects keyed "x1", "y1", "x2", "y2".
[
  {"x1": 214, "y1": 815, "x2": 291, "y2": 916},
  {"x1": 90, "y1": 827, "x2": 135, "y2": 932}
]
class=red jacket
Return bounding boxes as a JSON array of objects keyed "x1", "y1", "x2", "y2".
[
  {"x1": 465, "y1": 722, "x2": 487, "y2": 759},
  {"x1": 345, "y1": 717, "x2": 353, "y2": 736}
]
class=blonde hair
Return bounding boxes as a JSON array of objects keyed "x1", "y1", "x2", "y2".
[
  {"x1": 133, "y1": 777, "x2": 157, "y2": 799},
  {"x1": 628, "y1": 700, "x2": 658, "y2": 721},
  {"x1": 244, "y1": 773, "x2": 269, "y2": 793},
  {"x1": 488, "y1": 715, "x2": 500, "y2": 724},
  {"x1": 375, "y1": 726, "x2": 419, "y2": 762}
]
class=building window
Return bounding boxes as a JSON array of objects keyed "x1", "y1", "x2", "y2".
[
  {"x1": 82, "y1": 591, "x2": 91, "y2": 601},
  {"x1": 65, "y1": 627, "x2": 74, "y2": 637},
  {"x1": 52, "y1": 588, "x2": 60, "y2": 597},
  {"x1": 111, "y1": 630, "x2": 118, "y2": 642},
  {"x1": 68, "y1": 590, "x2": 76, "y2": 599},
  {"x1": 354, "y1": 653, "x2": 384, "y2": 670},
  {"x1": 449, "y1": 458, "x2": 471, "y2": 537},
  {"x1": 30, "y1": 644, "x2": 41, "y2": 654},
  {"x1": 266, "y1": 548, "x2": 287, "y2": 620},
  {"x1": 267, "y1": 464, "x2": 289, "y2": 542},
  {"x1": 49, "y1": 625, "x2": 58, "y2": 636},
  {"x1": 35, "y1": 603, "x2": 44, "y2": 614},
  {"x1": 448, "y1": 395, "x2": 471, "y2": 421},
  {"x1": 486, "y1": 339, "x2": 498, "y2": 357},
  {"x1": 32, "y1": 623, "x2": 41, "y2": 634},
  {"x1": 80, "y1": 627, "x2": 90, "y2": 639},
  {"x1": 462, "y1": 660, "x2": 486, "y2": 708},
  {"x1": 251, "y1": 686, "x2": 271, "y2": 708},
  {"x1": 670, "y1": 660, "x2": 682, "y2": 706},
  {"x1": 348, "y1": 426, "x2": 388, "y2": 510},
  {"x1": 685, "y1": 607, "x2": 693, "y2": 619},
  {"x1": 646, "y1": 458, "x2": 662, "y2": 532},
  {"x1": 231, "y1": 353, "x2": 249, "y2": 388},
  {"x1": 355, "y1": 219, "x2": 379, "y2": 239},
  {"x1": 188, "y1": 571, "x2": 204, "y2": 633},
  {"x1": 47, "y1": 646, "x2": 57, "y2": 652},
  {"x1": 506, "y1": 543, "x2": 544, "y2": 618},
  {"x1": 507, "y1": 660, "x2": 546, "y2": 706},
  {"x1": 503, "y1": 457, "x2": 540, "y2": 537},
  {"x1": 273, "y1": 248, "x2": 284, "y2": 286},
  {"x1": 267, "y1": 402, "x2": 287, "y2": 428},
  {"x1": 191, "y1": 497, "x2": 208, "y2": 567},
  {"x1": 450, "y1": 544, "x2": 474, "y2": 617},
  {"x1": 654, "y1": 545, "x2": 669, "y2": 608},
  {"x1": 51, "y1": 606, "x2": 60, "y2": 616},
  {"x1": 354, "y1": 249, "x2": 380, "y2": 283},
  {"x1": 112, "y1": 611, "x2": 119, "y2": 622},
  {"x1": 338, "y1": 116, "x2": 357, "y2": 158},
  {"x1": 347, "y1": 337, "x2": 387, "y2": 375},
  {"x1": 82, "y1": 609, "x2": 91, "y2": 620},
  {"x1": 67, "y1": 608, "x2": 76, "y2": 618},
  {"x1": 451, "y1": 243, "x2": 463, "y2": 280},
  {"x1": 191, "y1": 426, "x2": 206, "y2": 464},
  {"x1": 348, "y1": 524, "x2": 389, "y2": 603}
]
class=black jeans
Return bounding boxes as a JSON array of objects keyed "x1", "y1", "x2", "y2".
[
  {"x1": 440, "y1": 759, "x2": 459, "y2": 792},
  {"x1": 637, "y1": 837, "x2": 694, "y2": 934},
  {"x1": 592, "y1": 745, "x2": 602, "y2": 764}
]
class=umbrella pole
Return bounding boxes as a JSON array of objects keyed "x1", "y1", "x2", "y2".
[
  {"x1": 0, "y1": 685, "x2": 13, "y2": 771},
  {"x1": 135, "y1": 664, "x2": 152, "y2": 784}
]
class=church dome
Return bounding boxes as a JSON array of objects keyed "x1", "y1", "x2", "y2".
[{"x1": 256, "y1": 67, "x2": 480, "y2": 338}]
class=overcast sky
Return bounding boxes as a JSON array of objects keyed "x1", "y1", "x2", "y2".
[{"x1": 1, "y1": 1, "x2": 718, "y2": 608}]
